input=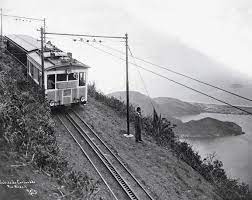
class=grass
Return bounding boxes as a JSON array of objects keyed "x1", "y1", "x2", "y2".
[
  {"x1": 0, "y1": 51, "x2": 99, "y2": 199},
  {"x1": 88, "y1": 82, "x2": 251, "y2": 200}
]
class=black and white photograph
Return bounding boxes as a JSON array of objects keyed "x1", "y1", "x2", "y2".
[{"x1": 0, "y1": 0, "x2": 251, "y2": 199}]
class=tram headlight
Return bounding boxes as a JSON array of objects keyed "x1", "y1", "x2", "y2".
[
  {"x1": 49, "y1": 101, "x2": 55, "y2": 107},
  {"x1": 80, "y1": 96, "x2": 86, "y2": 104}
]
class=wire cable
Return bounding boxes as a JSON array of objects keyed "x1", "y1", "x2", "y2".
[
  {"x1": 83, "y1": 42, "x2": 252, "y2": 115},
  {"x1": 97, "y1": 42, "x2": 252, "y2": 103},
  {"x1": 128, "y1": 45, "x2": 156, "y2": 110},
  {"x1": 2, "y1": 14, "x2": 43, "y2": 21}
]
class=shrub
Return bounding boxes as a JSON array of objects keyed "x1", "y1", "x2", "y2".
[
  {"x1": 0, "y1": 52, "x2": 98, "y2": 199},
  {"x1": 88, "y1": 82, "x2": 136, "y2": 121}
]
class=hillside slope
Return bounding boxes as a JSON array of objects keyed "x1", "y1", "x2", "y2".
[
  {"x1": 74, "y1": 97, "x2": 222, "y2": 200},
  {"x1": 108, "y1": 91, "x2": 181, "y2": 124},
  {"x1": 153, "y1": 97, "x2": 202, "y2": 117},
  {"x1": 0, "y1": 51, "x2": 101, "y2": 199}
]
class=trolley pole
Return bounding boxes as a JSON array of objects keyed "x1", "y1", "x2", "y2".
[
  {"x1": 125, "y1": 33, "x2": 130, "y2": 135},
  {"x1": 40, "y1": 27, "x2": 45, "y2": 98}
]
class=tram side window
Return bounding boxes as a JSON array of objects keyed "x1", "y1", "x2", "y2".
[
  {"x1": 39, "y1": 72, "x2": 42, "y2": 86},
  {"x1": 34, "y1": 67, "x2": 39, "y2": 82},
  {"x1": 57, "y1": 74, "x2": 67, "y2": 82},
  {"x1": 79, "y1": 72, "x2": 86, "y2": 86},
  {"x1": 47, "y1": 74, "x2": 55, "y2": 89},
  {"x1": 30, "y1": 63, "x2": 34, "y2": 77},
  {"x1": 28, "y1": 62, "x2": 30, "y2": 74}
]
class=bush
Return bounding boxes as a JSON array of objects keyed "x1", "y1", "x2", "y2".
[
  {"x1": 88, "y1": 82, "x2": 136, "y2": 121},
  {"x1": 0, "y1": 52, "x2": 98, "y2": 199}
]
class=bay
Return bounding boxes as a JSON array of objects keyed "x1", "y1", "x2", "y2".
[{"x1": 178, "y1": 113, "x2": 251, "y2": 187}]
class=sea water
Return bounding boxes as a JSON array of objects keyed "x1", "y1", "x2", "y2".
[{"x1": 179, "y1": 113, "x2": 251, "y2": 188}]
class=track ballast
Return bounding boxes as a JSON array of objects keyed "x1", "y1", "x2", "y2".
[{"x1": 57, "y1": 109, "x2": 155, "y2": 200}]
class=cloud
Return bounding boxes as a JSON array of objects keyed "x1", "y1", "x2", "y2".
[
  {"x1": 230, "y1": 83, "x2": 244, "y2": 89},
  {"x1": 2, "y1": 0, "x2": 252, "y2": 103}
]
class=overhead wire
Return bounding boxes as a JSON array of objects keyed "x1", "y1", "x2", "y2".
[
  {"x1": 97, "y1": 42, "x2": 252, "y2": 103},
  {"x1": 128, "y1": 45, "x2": 157, "y2": 110},
  {"x1": 2, "y1": 14, "x2": 43, "y2": 22},
  {"x1": 82, "y1": 41, "x2": 252, "y2": 115}
]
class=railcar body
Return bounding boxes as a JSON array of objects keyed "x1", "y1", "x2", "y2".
[
  {"x1": 5, "y1": 34, "x2": 90, "y2": 107},
  {"x1": 5, "y1": 34, "x2": 40, "y2": 65}
]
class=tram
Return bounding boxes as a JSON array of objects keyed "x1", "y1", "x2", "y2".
[{"x1": 5, "y1": 34, "x2": 90, "y2": 107}]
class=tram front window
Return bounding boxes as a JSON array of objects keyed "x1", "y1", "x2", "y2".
[
  {"x1": 47, "y1": 74, "x2": 55, "y2": 89},
  {"x1": 68, "y1": 73, "x2": 78, "y2": 81},
  {"x1": 57, "y1": 74, "x2": 67, "y2": 82}
]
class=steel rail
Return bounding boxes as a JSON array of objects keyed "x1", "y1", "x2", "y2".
[
  {"x1": 64, "y1": 112, "x2": 138, "y2": 200},
  {"x1": 57, "y1": 114, "x2": 119, "y2": 200},
  {"x1": 70, "y1": 109, "x2": 156, "y2": 200}
]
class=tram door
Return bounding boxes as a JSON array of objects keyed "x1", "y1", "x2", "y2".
[{"x1": 63, "y1": 89, "x2": 72, "y2": 105}]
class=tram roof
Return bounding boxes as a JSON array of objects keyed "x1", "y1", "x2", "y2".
[
  {"x1": 5, "y1": 34, "x2": 41, "y2": 52},
  {"x1": 27, "y1": 51, "x2": 90, "y2": 71}
]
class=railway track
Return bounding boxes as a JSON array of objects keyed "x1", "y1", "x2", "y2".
[{"x1": 57, "y1": 109, "x2": 155, "y2": 200}]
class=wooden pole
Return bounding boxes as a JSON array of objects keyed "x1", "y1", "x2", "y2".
[
  {"x1": 125, "y1": 33, "x2": 130, "y2": 135},
  {"x1": 40, "y1": 27, "x2": 45, "y2": 98},
  {"x1": 1, "y1": 8, "x2": 3, "y2": 50},
  {"x1": 43, "y1": 18, "x2": 46, "y2": 43}
]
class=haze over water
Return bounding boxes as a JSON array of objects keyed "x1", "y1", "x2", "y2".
[{"x1": 179, "y1": 113, "x2": 251, "y2": 188}]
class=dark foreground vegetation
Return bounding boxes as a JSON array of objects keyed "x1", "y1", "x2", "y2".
[
  {"x1": 0, "y1": 52, "x2": 98, "y2": 199},
  {"x1": 88, "y1": 83, "x2": 251, "y2": 200}
]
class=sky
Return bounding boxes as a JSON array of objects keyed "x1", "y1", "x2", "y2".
[{"x1": 1, "y1": 0, "x2": 252, "y2": 104}]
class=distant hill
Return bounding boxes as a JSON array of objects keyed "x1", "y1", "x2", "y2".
[
  {"x1": 193, "y1": 103, "x2": 252, "y2": 115},
  {"x1": 108, "y1": 91, "x2": 182, "y2": 124},
  {"x1": 108, "y1": 91, "x2": 245, "y2": 138},
  {"x1": 153, "y1": 97, "x2": 202, "y2": 117},
  {"x1": 175, "y1": 117, "x2": 244, "y2": 138},
  {"x1": 108, "y1": 91, "x2": 202, "y2": 119}
]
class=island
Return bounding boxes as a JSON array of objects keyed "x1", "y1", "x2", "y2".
[{"x1": 175, "y1": 117, "x2": 245, "y2": 138}]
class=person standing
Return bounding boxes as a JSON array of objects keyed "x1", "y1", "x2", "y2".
[{"x1": 135, "y1": 107, "x2": 142, "y2": 142}]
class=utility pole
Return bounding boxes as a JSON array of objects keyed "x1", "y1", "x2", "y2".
[
  {"x1": 1, "y1": 8, "x2": 3, "y2": 49},
  {"x1": 40, "y1": 27, "x2": 45, "y2": 98},
  {"x1": 43, "y1": 18, "x2": 46, "y2": 43},
  {"x1": 125, "y1": 33, "x2": 130, "y2": 135}
]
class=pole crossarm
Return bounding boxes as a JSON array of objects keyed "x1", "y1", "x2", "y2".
[
  {"x1": 2, "y1": 14, "x2": 44, "y2": 21},
  {"x1": 44, "y1": 32, "x2": 126, "y2": 40}
]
